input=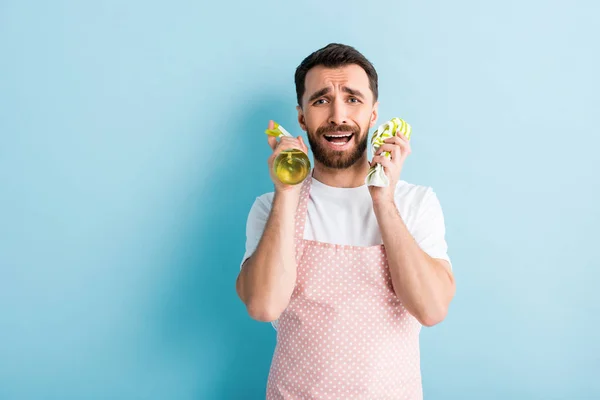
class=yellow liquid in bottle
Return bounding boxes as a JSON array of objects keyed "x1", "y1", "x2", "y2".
[{"x1": 273, "y1": 149, "x2": 311, "y2": 185}]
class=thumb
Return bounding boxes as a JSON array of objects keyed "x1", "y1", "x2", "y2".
[
  {"x1": 267, "y1": 135, "x2": 277, "y2": 150},
  {"x1": 298, "y1": 136, "x2": 308, "y2": 153},
  {"x1": 267, "y1": 120, "x2": 277, "y2": 150}
]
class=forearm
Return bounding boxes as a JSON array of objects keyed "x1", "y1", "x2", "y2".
[
  {"x1": 373, "y1": 200, "x2": 455, "y2": 326},
  {"x1": 236, "y1": 191, "x2": 299, "y2": 322}
]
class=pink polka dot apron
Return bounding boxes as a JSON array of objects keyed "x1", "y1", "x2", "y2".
[{"x1": 266, "y1": 175, "x2": 423, "y2": 399}]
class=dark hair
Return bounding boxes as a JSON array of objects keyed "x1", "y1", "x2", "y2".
[{"x1": 294, "y1": 43, "x2": 378, "y2": 107}]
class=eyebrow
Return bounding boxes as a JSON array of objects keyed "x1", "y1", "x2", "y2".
[
  {"x1": 307, "y1": 86, "x2": 366, "y2": 103},
  {"x1": 308, "y1": 87, "x2": 331, "y2": 103},
  {"x1": 342, "y1": 86, "x2": 365, "y2": 99}
]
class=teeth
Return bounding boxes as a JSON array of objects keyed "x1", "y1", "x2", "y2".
[{"x1": 325, "y1": 133, "x2": 352, "y2": 138}]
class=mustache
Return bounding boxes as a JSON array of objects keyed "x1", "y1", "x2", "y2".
[{"x1": 315, "y1": 124, "x2": 359, "y2": 135}]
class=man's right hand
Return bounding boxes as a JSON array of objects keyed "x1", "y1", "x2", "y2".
[{"x1": 267, "y1": 120, "x2": 309, "y2": 194}]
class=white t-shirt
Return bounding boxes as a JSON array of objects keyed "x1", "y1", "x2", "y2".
[{"x1": 241, "y1": 177, "x2": 452, "y2": 270}]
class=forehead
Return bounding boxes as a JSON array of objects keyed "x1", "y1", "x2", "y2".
[{"x1": 304, "y1": 64, "x2": 371, "y2": 96}]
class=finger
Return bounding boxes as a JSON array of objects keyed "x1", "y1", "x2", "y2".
[
  {"x1": 396, "y1": 128, "x2": 409, "y2": 142},
  {"x1": 375, "y1": 144, "x2": 397, "y2": 156},
  {"x1": 275, "y1": 139, "x2": 303, "y2": 154},
  {"x1": 268, "y1": 120, "x2": 275, "y2": 130},
  {"x1": 267, "y1": 135, "x2": 278, "y2": 150},
  {"x1": 372, "y1": 152, "x2": 389, "y2": 165},
  {"x1": 372, "y1": 154, "x2": 393, "y2": 165},
  {"x1": 384, "y1": 145, "x2": 405, "y2": 164},
  {"x1": 385, "y1": 134, "x2": 410, "y2": 146},
  {"x1": 279, "y1": 136, "x2": 300, "y2": 144},
  {"x1": 272, "y1": 136, "x2": 296, "y2": 149},
  {"x1": 279, "y1": 136, "x2": 304, "y2": 149},
  {"x1": 374, "y1": 150, "x2": 394, "y2": 162},
  {"x1": 384, "y1": 136, "x2": 402, "y2": 145},
  {"x1": 371, "y1": 155, "x2": 395, "y2": 172},
  {"x1": 383, "y1": 138, "x2": 410, "y2": 157},
  {"x1": 390, "y1": 145, "x2": 402, "y2": 163},
  {"x1": 393, "y1": 128, "x2": 411, "y2": 142},
  {"x1": 399, "y1": 141, "x2": 411, "y2": 157}
]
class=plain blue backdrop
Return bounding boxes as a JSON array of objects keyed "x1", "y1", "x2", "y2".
[{"x1": 1, "y1": 0, "x2": 599, "y2": 399}]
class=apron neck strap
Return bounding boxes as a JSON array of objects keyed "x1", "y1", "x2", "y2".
[{"x1": 294, "y1": 170, "x2": 313, "y2": 242}]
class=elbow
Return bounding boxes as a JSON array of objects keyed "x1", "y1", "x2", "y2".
[
  {"x1": 416, "y1": 304, "x2": 449, "y2": 327},
  {"x1": 418, "y1": 275, "x2": 456, "y2": 327},
  {"x1": 236, "y1": 258, "x2": 292, "y2": 322},
  {"x1": 236, "y1": 281, "x2": 280, "y2": 322},
  {"x1": 418, "y1": 312, "x2": 446, "y2": 327},
  {"x1": 246, "y1": 300, "x2": 283, "y2": 322}
]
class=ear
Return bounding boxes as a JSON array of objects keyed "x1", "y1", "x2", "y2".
[
  {"x1": 296, "y1": 105, "x2": 307, "y2": 131},
  {"x1": 369, "y1": 101, "x2": 379, "y2": 128}
]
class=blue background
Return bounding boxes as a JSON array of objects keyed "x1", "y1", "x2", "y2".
[{"x1": 1, "y1": 1, "x2": 599, "y2": 399}]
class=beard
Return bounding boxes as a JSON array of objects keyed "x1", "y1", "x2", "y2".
[{"x1": 307, "y1": 123, "x2": 369, "y2": 169}]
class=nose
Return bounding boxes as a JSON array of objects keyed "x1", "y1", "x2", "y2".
[{"x1": 328, "y1": 98, "x2": 348, "y2": 126}]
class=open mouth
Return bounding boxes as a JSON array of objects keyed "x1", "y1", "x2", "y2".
[{"x1": 324, "y1": 133, "x2": 354, "y2": 146}]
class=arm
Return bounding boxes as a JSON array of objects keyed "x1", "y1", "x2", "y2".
[
  {"x1": 236, "y1": 191, "x2": 299, "y2": 322},
  {"x1": 373, "y1": 197, "x2": 455, "y2": 327},
  {"x1": 368, "y1": 131, "x2": 455, "y2": 327},
  {"x1": 236, "y1": 120, "x2": 308, "y2": 322}
]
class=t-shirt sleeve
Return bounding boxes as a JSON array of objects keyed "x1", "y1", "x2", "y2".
[
  {"x1": 240, "y1": 195, "x2": 272, "y2": 270},
  {"x1": 412, "y1": 187, "x2": 453, "y2": 270}
]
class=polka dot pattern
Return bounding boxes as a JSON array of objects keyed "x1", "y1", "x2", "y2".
[{"x1": 266, "y1": 177, "x2": 423, "y2": 399}]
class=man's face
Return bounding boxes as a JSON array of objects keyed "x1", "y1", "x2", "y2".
[{"x1": 297, "y1": 64, "x2": 378, "y2": 169}]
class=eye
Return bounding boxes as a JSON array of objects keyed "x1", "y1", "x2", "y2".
[
  {"x1": 313, "y1": 99, "x2": 328, "y2": 105},
  {"x1": 348, "y1": 97, "x2": 360, "y2": 103}
]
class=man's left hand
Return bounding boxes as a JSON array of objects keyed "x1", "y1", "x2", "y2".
[{"x1": 368, "y1": 130, "x2": 412, "y2": 205}]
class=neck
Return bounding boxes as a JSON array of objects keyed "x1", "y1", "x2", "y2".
[{"x1": 311, "y1": 154, "x2": 371, "y2": 188}]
